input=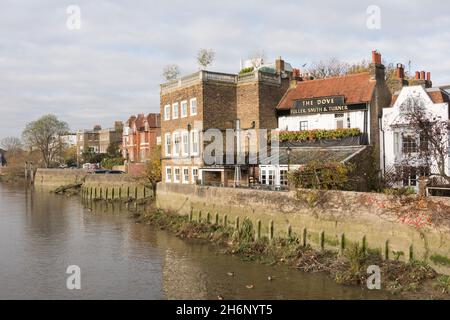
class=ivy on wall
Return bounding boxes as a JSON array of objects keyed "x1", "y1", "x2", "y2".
[{"x1": 277, "y1": 128, "x2": 361, "y2": 142}]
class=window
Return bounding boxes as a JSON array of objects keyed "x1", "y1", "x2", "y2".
[
  {"x1": 165, "y1": 167, "x2": 172, "y2": 183},
  {"x1": 164, "y1": 105, "x2": 171, "y2": 120},
  {"x1": 181, "y1": 101, "x2": 188, "y2": 118},
  {"x1": 164, "y1": 133, "x2": 171, "y2": 156},
  {"x1": 173, "y1": 132, "x2": 181, "y2": 156},
  {"x1": 261, "y1": 169, "x2": 267, "y2": 185},
  {"x1": 191, "y1": 130, "x2": 199, "y2": 155},
  {"x1": 172, "y1": 102, "x2": 179, "y2": 119},
  {"x1": 268, "y1": 170, "x2": 275, "y2": 185},
  {"x1": 192, "y1": 167, "x2": 199, "y2": 184},
  {"x1": 182, "y1": 131, "x2": 189, "y2": 156},
  {"x1": 299, "y1": 121, "x2": 308, "y2": 131},
  {"x1": 190, "y1": 98, "x2": 197, "y2": 116},
  {"x1": 347, "y1": 115, "x2": 351, "y2": 129},
  {"x1": 174, "y1": 167, "x2": 181, "y2": 183},
  {"x1": 182, "y1": 167, "x2": 189, "y2": 184},
  {"x1": 402, "y1": 135, "x2": 418, "y2": 154},
  {"x1": 280, "y1": 169, "x2": 288, "y2": 186}
]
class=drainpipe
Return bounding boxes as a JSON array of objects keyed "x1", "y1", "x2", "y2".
[{"x1": 379, "y1": 116, "x2": 386, "y2": 175}]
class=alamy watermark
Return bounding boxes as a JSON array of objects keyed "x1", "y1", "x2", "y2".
[
  {"x1": 66, "y1": 5, "x2": 81, "y2": 30},
  {"x1": 66, "y1": 265, "x2": 81, "y2": 290}
]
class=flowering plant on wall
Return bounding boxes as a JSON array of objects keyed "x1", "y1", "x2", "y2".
[{"x1": 277, "y1": 128, "x2": 361, "y2": 142}]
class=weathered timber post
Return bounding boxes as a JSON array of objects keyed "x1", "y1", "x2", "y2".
[
  {"x1": 112, "y1": 188, "x2": 115, "y2": 199},
  {"x1": 269, "y1": 220, "x2": 274, "y2": 241},
  {"x1": 119, "y1": 186, "x2": 122, "y2": 199},
  {"x1": 235, "y1": 217, "x2": 240, "y2": 230},
  {"x1": 302, "y1": 228, "x2": 307, "y2": 247},
  {"x1": 362, "y1": 235, "x2": 367, "y2": 255},
  {"x1": 215, "y1": 213, "x2": 219, "y2": 225},
  {"x1": 134, "y1": 186, "x2": 138, "y2": 199},
  {"x1": 223, "y1": 215, "x2": 228, "y2": 227},
  {"x1": 340, "y1": 233, "x2": 346, "y2": 256},
  {"x1": 409, "y1": 244, "x2": 414, "y2": 262},
  {"x1": 198, "y1": 211, "x2": 202, "y2": 222},
  {"x1": 90, "y1": 187, "x2": 93, "y2": 199},
  {"x1": 106, "y1": 188, "x2": 109, "y2": 200},
  {"x1": 207, "y1": 212, "x2": 211, "y2": 224},
  {"x1": 127, "y1": 186, "x2": 130, "y2": 198},
  {"x1": 143, "y1": 187, "x2": 146, "y2": 198},
  {"x1": 256, "y1": 220, "x2": 261, "y2": 240},
  {"x1": 287, "y1": 224, "x2": 292, "y2": 238},
  {"x1": 319, "y1": 231, "x2": 325, "y2": 251},
  {"x1": 189, "y1": 210, "x2": 193, "y2": 222}
]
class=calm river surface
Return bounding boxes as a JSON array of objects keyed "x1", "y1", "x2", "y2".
[{"x1": 0, "y1": 183, "x2": 393, "y2": 300}]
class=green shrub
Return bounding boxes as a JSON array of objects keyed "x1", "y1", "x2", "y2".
[
  {"x1": 100, "y1": 157, "x2": 124, "y2": 169},
  {"x1": 278, "y1": 128, "x2": 361, "y2": 142},
  {"x1": 239, "y1": 67, "x2": 254, "y2": 75}
]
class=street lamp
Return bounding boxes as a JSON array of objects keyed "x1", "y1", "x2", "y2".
[{"x1": 286, "y1": 147, "x2": 292, "y2": 172}]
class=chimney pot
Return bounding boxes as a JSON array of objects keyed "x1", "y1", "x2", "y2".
[
  {"x1": 415, "y1": 71, "x2": 420, "y2": 80},
  {"x1": 426, "y1": 72, "x2": 431, "y2": 81},
  {"x1": 420, "y1": 71, "x2": 426, "y2": 80}
]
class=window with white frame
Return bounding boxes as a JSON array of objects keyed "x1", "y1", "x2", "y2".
[
  {"x1": 174, "y1": 167, "x2": 181, "y2": 183},
  {"x1": 164, "y1": 133, "x2": 171, "y2": 156},
  {"x1": 190, "y1": 98, "x2": 197, "y2": 116},
  {"x1": 280, "y1": 169, "x2": 288, "y2": 186},
  {"x1": 181, "y1": 101, "x2": 188, "y2": 118},
  {"x1": 191, "y1": 130, "x2": 199, "y2": 155},
  {"x1": 182, "y1": 131, "x2": 189, "y2": 156},
  {"x1": 172, "y1": 102, "x2": 179, "y2": 119},
  {"x1": 192, "y1": 167, "x2": 199, "y2": 184},
  {"x1": 299, "y1": 121, "x2": 308, "y2": 131},
  {"x1": 173, "y1": 132, "x2": 181, "y2": 156},
  {"x1": 164, "y1": 105, "x2": 171, "y2": 120},
  {"x1": 165, "y1": 167, "x2": 172, "y2": 183},
  {"x1": 182, "y1": 167, "x2": 189, "y2": 184}
]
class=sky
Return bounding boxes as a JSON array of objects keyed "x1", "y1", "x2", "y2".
[{"x1": 1, "y1": 0, "x2": 450, "y2": 138}]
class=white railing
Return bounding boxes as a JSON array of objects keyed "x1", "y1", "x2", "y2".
[{"x1": 161, "y1": 70, "x2": 281, "y2": 94}]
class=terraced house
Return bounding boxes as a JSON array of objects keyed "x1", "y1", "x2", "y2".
[{"x1": 160, "y1": 57, "x2": 295, "y2": 186}]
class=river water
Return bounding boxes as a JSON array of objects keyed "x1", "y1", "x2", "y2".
[{"x1": 0, "y1": 183, "x2": 393, "y2": 300}]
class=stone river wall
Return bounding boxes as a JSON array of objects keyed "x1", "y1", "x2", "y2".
[{"x1": 156, "y1": 183, "x2": 450, "y2": 275}]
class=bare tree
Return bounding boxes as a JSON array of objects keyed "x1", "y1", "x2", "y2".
[
  {"x1": 307, "y1": 58, "x2": 349, "y2": 79},
  {"x1": 197, "y1": 48, "x2": 215, "y2": 69},
  {"x1": 0, "y1": 136, "x2": 23, "y2": 156},
  {"x1": 248, "y1": 50, "x2": 266, "y2": 69},
  {"x1": 22, "y1": 114, "x2": 69, "y2": 168},
  {"x1": 162, "y1": 64, "x2": 180, "y2": 81},
  {"x1": 387, "y1": 96, "x2": 450, "y2": 186}
]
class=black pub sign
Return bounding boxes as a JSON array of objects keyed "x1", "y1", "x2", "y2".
[{"x1": 290, "y1": 95, "x2": 367, "y2": 115}]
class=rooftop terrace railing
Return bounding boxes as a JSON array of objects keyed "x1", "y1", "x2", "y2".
[{"x1": 161, "y1": 70, "x2": 281, "y2": 94}]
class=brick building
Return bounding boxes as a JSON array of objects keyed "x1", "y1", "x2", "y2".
[
  {"x1": 76, "y1": 122, "x2": 123, "y2": 158},
  {"x1": 160, "y1": 57, "x2": 295, "y2": 186},
  {"x1": 122, "y1": 113, "x2": 161, "y2": 162},
  {"x1": 258, "y1": 51, "x2": 392, "y2": 190}
]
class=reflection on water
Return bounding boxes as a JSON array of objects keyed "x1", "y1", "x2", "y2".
[{"x1": 0, "y1": 184, "x2": 393, "y2": 300}]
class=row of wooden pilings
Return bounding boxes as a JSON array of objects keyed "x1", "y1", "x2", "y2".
[
  {"x1": 80, "y1": 184, "x2": 150, "y2": 200},
  {"x1": 189, "y1": 210, "x2": 416, "y2": 262}
]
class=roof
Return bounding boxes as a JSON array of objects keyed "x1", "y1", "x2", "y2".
[
  {"x1": 258, "y1": 146, "x2": 367, "y2": 165},
  {"x1": 278, "y1": 72, "x2": 376, "y2": 109},
  {"x1": 390, "y1": 87, "x2": 450, "y2": 106}
]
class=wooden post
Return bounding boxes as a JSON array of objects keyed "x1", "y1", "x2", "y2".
[
  {"x1": 198, "y1": 211, "x2": 202, "y2": 222},
  {"x1": 106, "y1": 188, "x2": 109, "y2": 200},
  {"x1": 207, "y1": 212, "x2": 211, "y2": 224},
  {"x1": 320, "y1": 231, "x2": 325, "y2": 251},
  {"x1": 409, "y1": 244, "x2": 414, "y2": 262},
  {"x1": 302, "y1": 228, "x2": 307, "y2": 247},
  {"x1": 119, "y1": 186, "x2": 122, "y2": 199},
  {"x1": 95, "y1": 187, "x2": 97, "y2": 199},
  {"x1": 90, "y1": 187, "x2": 93, "y2": 199},
  {"x1": 340, "y1": 233, "x2": 346, "y2": 256},
  {"x1": 215, "y1": 213, "x2": 219, "y2": 225},
  {"x1": 143, "y1": 187, "x2": 146, "y2": 198},
  {"x1": 269, "y1": 220, "x2": 274, "y2": 241},
  {"x1": 112, "y1": 188, "x2": 115, "y2": 199},
  {"x1": 189, "y1": 211, "x2": 193, "y2": 222},
  {"x1": 223, "y1": 215, "x2": 228, "y2": 227},
  {"x1": 235, "y1": 217, "x2": 240, "y2": 230},
  {"x1": 256, "y1": 220, "x2": 261, "y2": 240},
  {"x1": 127, "y1": 186, "x2": 130, "y2": 198},
  {"x1": 362, "y1": 235, "x2": 367, "y2": 255},
  {"x1": 135, "y1": 186, "x2": 138, "y2": 199},
  {"x1": 384, "y1": 240, "x2": 390, "y2": 261},
  {"x1": 287, "y1": 224, "x2": 292, "y2": 238}
]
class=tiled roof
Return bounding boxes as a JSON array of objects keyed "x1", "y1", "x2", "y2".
[
  {"x1": 390, "y1": 88, "x2": 450, "y2": 106},
  {"x1": 278, "y1": 73, "x2": 376, "y2": 109}
]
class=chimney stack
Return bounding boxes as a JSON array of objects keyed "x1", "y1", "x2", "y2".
[
  {"x1": 372, "y1": 50, "x2": 382, "y2": 64},
  {"x1": 396, "y1": 63, "x2": 405, "y2": 79},
  {"x1": 415, "y1": 71, "x2": 420, "y2": 80},
  {"x1": 426, "y1": 72, "x2": 431, "y2": 81},
  {"x1": 420, "y1": 71, "x2": 426, "y2": 80},
  {"x1": 276, "y1": 56, "x2": 285, "y2": 74}
]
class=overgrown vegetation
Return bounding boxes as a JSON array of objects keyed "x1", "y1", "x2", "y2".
[
  {"x1": 278, "y1": 128, "x2": 361, "y2": 143},
  {"x1": 126, "y1": 204, "x2": 449, "y2": 299},
  {"x1": 239, "y1": 67, "x2": 254, "y2": 75},
  {"x1": 288, "y1": 161, "x2": 355, "y2": 190}
]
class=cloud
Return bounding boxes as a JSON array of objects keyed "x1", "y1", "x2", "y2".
[{"x1": 0, "y1": 0, "x2": 449, "y2": 138}]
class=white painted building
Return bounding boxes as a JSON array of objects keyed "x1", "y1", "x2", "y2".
[{"x1": 381, "y1": 85, "x2": 450, "y2": 189}]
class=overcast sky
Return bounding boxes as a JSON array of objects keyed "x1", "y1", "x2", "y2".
[{"x1": 1, "y1": 0, "x2": 449, "y2": 138}]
